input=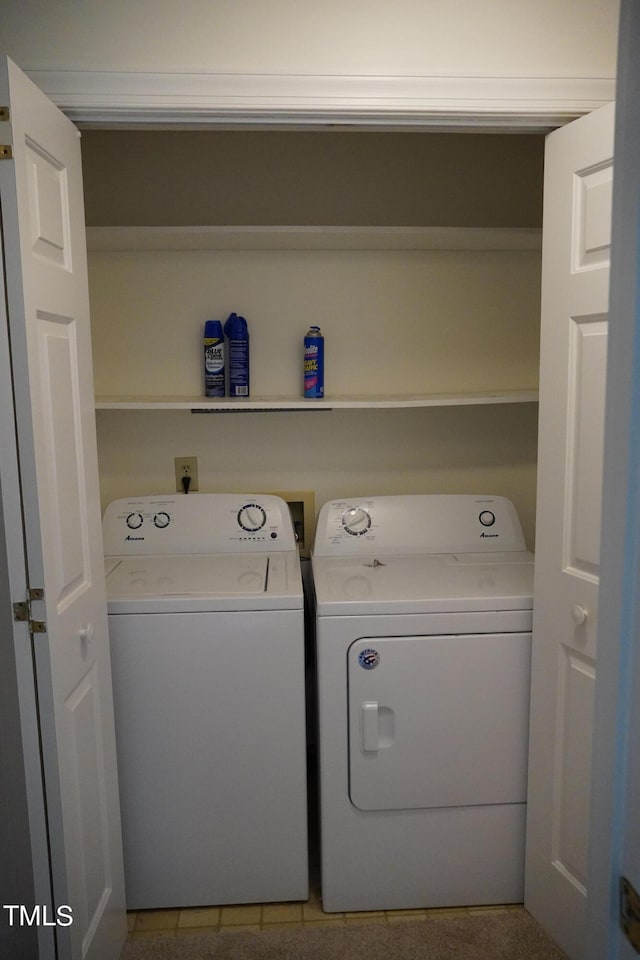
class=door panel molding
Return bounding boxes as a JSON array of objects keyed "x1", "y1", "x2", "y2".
[
  {"x1": 565, "y1": 315, "x2": 608, "y2": 577},
  {"x1": 572, "y1": 160, "x2": 613, "y2": 271},
  {"x1": 553, "y1": 647, "x2": 596, "y2": 891}
]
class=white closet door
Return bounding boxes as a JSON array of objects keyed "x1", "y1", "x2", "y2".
[
  {"x1": 0, "y1": 57, "x2": 125, "y2": 960},
  {"x1": 525, "y1": 101, "x2": 614, "y2": 960}
]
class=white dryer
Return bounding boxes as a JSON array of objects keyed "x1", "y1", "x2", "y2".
[
  {"x1": 312, "y1": 494, "x2": 533, "y2": 913},
  {"x1": 103, "y1": 493, "x2": 308, "y2": 910}
]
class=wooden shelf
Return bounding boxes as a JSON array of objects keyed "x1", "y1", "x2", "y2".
[{"x1": 94, "y1": 390, "x2": 539, "y2": 412}]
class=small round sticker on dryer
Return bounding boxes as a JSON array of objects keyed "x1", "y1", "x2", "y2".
[{"x1": 358, "y1": 648, "x2": 380, "y2": 670}]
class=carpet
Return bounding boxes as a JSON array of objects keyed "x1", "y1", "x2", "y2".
[{"x1": 121, "y1": 910, "x2": 568, "y2": 960}]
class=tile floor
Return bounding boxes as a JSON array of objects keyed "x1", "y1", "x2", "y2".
[{"x1": 127, "y1": 888, "x2": 523, "y2": 940}]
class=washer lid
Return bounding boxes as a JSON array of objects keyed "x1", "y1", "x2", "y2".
[
  {"x1": 106, "y1": 552, "x2": 302, "y2": 613},
  {"x1": 312, "y1": 552, "x2": 533, "y2": 616}
]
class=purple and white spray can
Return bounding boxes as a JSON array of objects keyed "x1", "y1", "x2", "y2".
[{"x1": 304, "y1": 326, "x2": 324, "y2": 398}]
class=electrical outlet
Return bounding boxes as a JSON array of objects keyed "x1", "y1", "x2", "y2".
[{"x1": 174, "y1": 456, "x2": 198, "y2": 493}]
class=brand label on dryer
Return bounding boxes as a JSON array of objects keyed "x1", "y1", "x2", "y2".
[{"x1": 358, "y1": 648, "x2": 380, "y2": 670}]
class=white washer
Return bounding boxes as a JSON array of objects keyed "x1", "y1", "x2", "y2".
[
  {"x1": 103, "y1": 493, "x2": 308, "y2": 910},
  {"x1": 312, "y1": 494, "x2": 534, "y2": 913}
]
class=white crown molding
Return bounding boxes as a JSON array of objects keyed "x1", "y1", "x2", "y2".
[{"x1": 28, "y1": 70, "x2": 615, "y2": 130}]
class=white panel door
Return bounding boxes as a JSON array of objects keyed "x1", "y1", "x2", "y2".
[
  {"x1": 0, "y1": 58, "x2": 125, "y2": 959},
  {"x1": 348, "y1": 634, "x2": 531, "y2": 811},
  {"x1": 525, "y1": 101, "x2": 614, "y2": 960}
]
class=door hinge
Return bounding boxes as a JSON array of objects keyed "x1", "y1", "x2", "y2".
[
  {"x1": 620, "y1": 876, "x2": 640, "y2": 953},
  {"x1": 0, "y1": 104, "x2": 10, "y2": 158},
  {"x1": 13, "y1": 588, "x2": 47, "y2": 634}
]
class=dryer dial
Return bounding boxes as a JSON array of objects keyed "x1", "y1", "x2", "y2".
[
  {"x1": 342, "y1": 506, "x2": 372, "y2": 537},
  {"x1": 237, "y1": 503, "x2": 267, "y2": 533}
]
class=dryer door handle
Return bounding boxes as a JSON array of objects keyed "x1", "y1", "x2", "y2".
[{"x1": 361, "y1": 701, "x2": 379, "y2": 752}]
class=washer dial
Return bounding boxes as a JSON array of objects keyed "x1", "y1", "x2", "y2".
[
  {"x1": 153, "y1": 512, "x2": 171, "y2": 529},
  {"x1": 237, "y1": 503, "x2": 267, "y2": 533},
  {"x1": 342, "y1": 506, "x2": 372, "y2": 537},
  {"x1": 126, "y1": 512, "x2": 144, "y2": 530}
]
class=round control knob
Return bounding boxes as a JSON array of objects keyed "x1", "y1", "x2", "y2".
[
  {"x1": 238, "y1": 503, "x2": 267, "y2": 533},
  {"x1": 479, "y1": 510, "x2": 496, "y2": 527},
  {"x1": 342, "y1": 506, "x2": 372, "y2": 537},
  {"x1": 126, "y1": 512, "x2": 144, "y2": 530},
  {"x1": 572, "y1": 604, "x2": 589, "y2": 625},
  {"x1": 153, "y1": 512, "x2": 171, "y2": 529}
]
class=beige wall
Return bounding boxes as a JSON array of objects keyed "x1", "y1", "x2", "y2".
[
  {"x1": 89, "y1": 247, "x2": 541, "y2": 399},
  {"x1": 81, "y1": 130, "x2": 544, "y2": 228},
  {"x1": 86, "y1": 129, "x2": 542, "y2": 549},
  {"x1": 96, "y1": 405, "x2": 539, "y2": 550},
  {"x1": 90, "y1": 241, "x2": 541, "y2": 550},
  {"x1": 2, "y1": 0, "x2": 618, "y2": 79}
]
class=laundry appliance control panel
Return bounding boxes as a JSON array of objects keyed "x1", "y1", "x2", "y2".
[
  {"x1": 313, "y1": 494, "x2": 528, "y2": 557},
  {"x1": 103, "y1": 493, "x2": 297, "y2": 555}
]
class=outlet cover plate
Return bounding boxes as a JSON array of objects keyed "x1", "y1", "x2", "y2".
[{"x1": 174, "y1": 456, "x2": 199, "y2": 492}]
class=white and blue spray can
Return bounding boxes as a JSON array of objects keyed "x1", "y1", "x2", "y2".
[
  {"x1": 204, "y1": 319, "x2": 225, "y2": 397},
  {"x1": 304, "y1": 325, "x2": 324, "y2": 398},
  {"x1": 224, "y1": 312, "x2": 250, "y2": 398}
]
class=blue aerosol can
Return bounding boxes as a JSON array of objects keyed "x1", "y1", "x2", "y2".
[
  {"x1": 204, "y1": 320, "x2": 225, "y2": 397},
  {"x1": 224, "y1": 312, "x2": 250, "y2": 398},
  {"x1": 304, "y1": 325, "x2": 324, "y2": 398}
]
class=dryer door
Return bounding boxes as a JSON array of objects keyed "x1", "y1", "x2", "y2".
[{"x1": 348, "y1": 634, "x2": 531, "y2": 811}]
